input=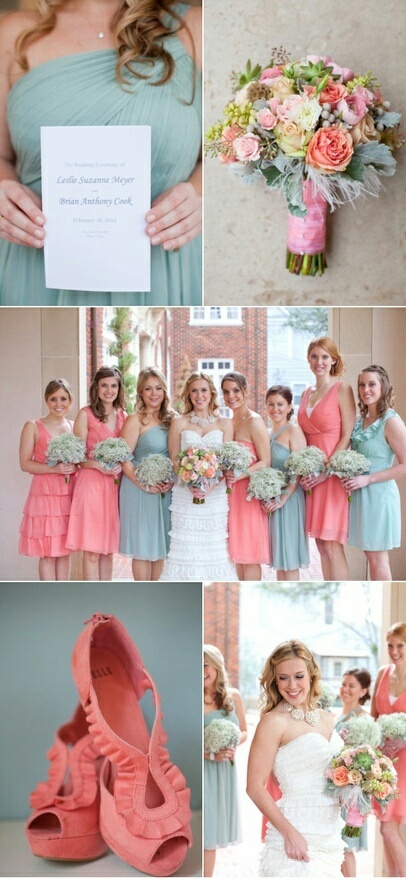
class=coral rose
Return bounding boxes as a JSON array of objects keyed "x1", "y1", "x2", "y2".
[
  {"x1": 233, "y1": 134, "x2": 261, "y2": 162},
  {"x1": 306, "y1": 125, "x2": 353, "y2": 173},
  {"x1": 319, "y1": 79, "x2": 349, "y2": 107},
  {"x1": 333, "y1": 766, "x2": 350, "y2": 786},
  {"x1": 219, "y1": 124, "x2": 242, "y2": 164},
  {"x1": 350, "y1": 113, "x2": 379, "y2": 146},
  {"x1": 378, "y1": 783, "x2": 394, "y2": 799},
  {"x1": 275, "y1": 120, "x2": 312, "y2": 157}
]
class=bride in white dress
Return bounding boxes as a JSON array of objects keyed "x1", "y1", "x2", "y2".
[
  {"x1": 160, "y1": 372, "x2": 237, "y2": 580},
  {"x1": 247, "y1": 640, "x2": 345, "y2": 877}
]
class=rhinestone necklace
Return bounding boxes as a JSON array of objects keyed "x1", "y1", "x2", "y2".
[
  {"x1": 283, "y1": 701, "x2": 320, "y2": 727},
  {"x1": 190, "y1": 412, "x2": 217, "y2": 429}
]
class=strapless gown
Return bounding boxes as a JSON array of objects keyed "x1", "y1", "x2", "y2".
[
  {"x1": 259, "y1": 731, "x2": 344, "y2": 877},
  {"x1": 0, "y1": 3, "x2": 201, "y2": 306},
  {"x1": 160, "y1": 429, "x2": 237, "y2": 580}
]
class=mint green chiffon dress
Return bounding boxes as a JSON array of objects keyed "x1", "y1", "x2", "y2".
[
  {"x1": 0, "y1": 3, "x2": 201, "y2": 305},
  {"x1": 204, "y1": 707, "x2": 242, "y2": 850},
  {"x1": 119, "y1": 426, "x2": 171, "y2": 561},
  {"x1": 269, "y1": 426, "x2": 309, "y2": 571}
]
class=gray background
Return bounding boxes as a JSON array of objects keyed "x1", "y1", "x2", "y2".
[{"x1": 0, "y1": 582, "x2": 202, "y2": 820}]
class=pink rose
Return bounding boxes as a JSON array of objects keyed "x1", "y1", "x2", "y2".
[
  {"x1": 333, "y1": 766, "x2": 350, "y2": 786},
  {"x1": 325, "y1": 767, "x2": 334, "y2": 780},
  {"x1": 276, "y1": 94, "x2": 303, "y2": 122},
  {"x1": 319, "y1": 79, "x2": 349, "y2": 107},
  {"x1": 352, "y1": 84, "x2": 375, "y2": 107},
  {"x1": 307, "y1": 55, "x2": 354, "y2": 84},
  {"x1": 233, "y1": 133, "x2": 262, "y2": 162},
  {"x1": 259, "y1": 66, "x2": 284, "y2": 85},
  {"x1": 306, "y1": 125, "x2": 354, "y2": 173},
  {"x1": 257, "y1": 108, "x2": 277, "y2": 130},
  {"x1": 301, "y1": 84, "x2": 317, "y2": 99},
  {"x1": 337, "y1": 93, "x2": 367, "y2": 125},
  {"x1": 219, "y1": 124, "x2": 242, "y2": 164},
  {"x1": 268, "y1": 97, "x2": 281, "y2": 114}
]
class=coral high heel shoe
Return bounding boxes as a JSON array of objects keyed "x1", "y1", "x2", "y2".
[
  {"x1": 71, "y1": 613, "x2": 193, "y2": 876},
  {"x1": 25, "y1": 704, "x2": 107, "y2": 861}
]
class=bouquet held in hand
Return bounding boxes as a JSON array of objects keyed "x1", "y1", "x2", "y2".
[
  {"x1": 177, "y1": 447, "x2": 222, "y2": 504},
  {"x1": 377, "y1": 713, "x2": 406, "y2": 758},
  {"x1": 246, "y1": 467, "x2": 286, "y2": 510},
  {"x1": 338, "y1": 714, "x2": 382, "y2": 749},
  {"x1": 135, "y1": 453, "x2": 174, "y2": 497},
  {"x1": 217, "y1": 441, "x2": 254, "y2": 492},
  {"x1": 204, "y1": 718, "x2": 240, "y2": 764},
  {"x1": 46, "y1": 433, "x2": 86, "y2": 484},
  {"x1": 327, "y1": 449, "x2": 370, "y2": 500},
  {"x1": 326, "y1": 744, "x2": 398, "y2": 837},
  {"x1": 284, "y1": 446, "x2": 326, "y2": 493},
  {"x1": 91, "y1": 437, "x2": 132, "y2": 483},
  {"x1": 206, "y1": 52, "x2": 402, "y2": 275}
]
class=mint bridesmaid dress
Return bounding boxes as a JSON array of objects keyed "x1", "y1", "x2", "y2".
[
  {"x1": 119, "y1": 425, "x2": 171, "y2": 561},
  {"x1": 0, "y1": 3, "x2": 201, "y2": 305},
  {"x1": 269, "y1": 426, "x2": 309, "y2": 571},
  {"x1": 204, "y1": 707, "x2": 242, "y2": 850}
]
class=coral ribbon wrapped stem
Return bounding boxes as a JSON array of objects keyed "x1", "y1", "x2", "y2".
[{"x1": 286, "y1": 180, "x2": 328, "y2": 276}]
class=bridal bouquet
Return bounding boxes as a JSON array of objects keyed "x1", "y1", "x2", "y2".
[
  {"x1": 206, "y1": 52, "x2": 402, "y2": 275},
  {"x1": 326, "y1": 744, "x2": 398, "y2": 836},
  {"x1": 217, "y1": 441, "x2": 254, "y2": 493},
  {"x1": 204, "y1": 718, "x2": 241, "y2": 765},
  {"x1": 377, "y1": 713, "x2": 406, "y2": 758},
  {"x1": 338, "y1": 714, "x2": 382, "y2": 749},
  {"x1": 246, "y1": 467, "x2": 286, "y2": 509},
  {"x1": 326, "y1": 449, "x2": 370, "y2": 500},
  {"x1": 177, "y1": 447, "x2": 222, "y2": 504},
  {"x1": 135, "y1": 453, "x2": 174, "y2": 497},
  {"x1": 91, "y1": 437, "x2": 132, "y2": 483},
  {"x1": 284, "y1": 446, "x2": 326, "y2": 493},
  {"x1": 46, "y1": 433, "x2": 86, "y2": 484}
]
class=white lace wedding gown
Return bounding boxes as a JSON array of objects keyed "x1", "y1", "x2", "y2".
[
  {"x1": 160, "y1": 429, "x2": 237, "y2": 580},
  {"x1": 259, "y1": 731, "x2": 344, "y2": 877}
]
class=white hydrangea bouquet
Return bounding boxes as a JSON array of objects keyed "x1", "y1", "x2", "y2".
[
  {"x1": 284, "y1": 446, "x2": 326, "y2": 494},
  {"x1": 91, "y1": 437, "x2": 132, "y2": 483},
  {"x1": 135, "y1": 453, "x2": 174, "y2": 497},
  {"x1": 46, "y1": 433, "x2": 86, "y2": 483},
  {"x1": 326, "y1": 449, "x2": 370, "y2": 500},
  {"x1": 246, "y1": 466, "x2": 287, "y2": 509},
  {"x1": 377, "y1": 713, "x2": 406, "y2": 758},
  {"x1": 217, "y1": 441, "x2": 254, "y2": 493},
  {"x1": 318, "y1": 681, "x2": 337, "y2": 710},
  {"x1": 204, "y1": 718, "x2": 241, "y2": 765},
  {"x1": 206, "y1": 52, "x2": 402, "y2": 276},
  {"x1": 338, "y1": 714, "x2": 382, "y2": 749}
]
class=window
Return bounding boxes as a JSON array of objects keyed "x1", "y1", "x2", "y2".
[
  {"x1": 190, "y1": 307, "x2": 242, "y2": 325},
  {"x1": 198, "y1": 358, "x2": 234, "y2": 415},
  {"x1": 333, "y1": 661, "x2": 342, "y2": 677},
  {"x1": 293, "y1": 383, "x2": 306, "y2": 406}
]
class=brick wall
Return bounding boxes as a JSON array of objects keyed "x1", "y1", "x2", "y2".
[
  {"x1": 204, "y1": 582, "x2": 240, "y2": 688},
  {"x1": 86, "y1": 308, "x2": 104, "y2": 391}
]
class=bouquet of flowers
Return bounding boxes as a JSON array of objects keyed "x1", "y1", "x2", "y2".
[
  {"x1": 326, "y1": 744, "x2": 398, "y2": 836},
  {"x1": 217, "y1": 441, "x2": 254, "y2": 492},
  {"x1": 338, "y1": 714, "x2": 382, "y2": 749},
  {"x1": 204, "y1": 717, "x2": 241, "y2": 765},
  {"x1": 91, "y1": 437, "x2": 132, "y2": 483},
  {"x1": 177, "y1": 447, "x2": 222, "y2": 504},
  {"x1": 135, "y1": 453, "x2": 174, "y2": 497},
  {"x1": 284, "y1": 446, "x2": 326, "y2": 493},
  {"x1": 46, "y1": 433, "x2": 86, "y2": 484},
  {"x1": 377, "y1": 713, "x2": 406, "y2": 758},
  {"x1": 206, "y1": 52, "x2": 402, "y2": 276},
  {"x1": 318, "y1": 681, "x2": 337, "y2": 710},
  {"x1": 326, "y1": 449, "x2": 370, "y2": 500},
  {"x1": 246, "y1": 467, "x2": 286, "y2": 510}
]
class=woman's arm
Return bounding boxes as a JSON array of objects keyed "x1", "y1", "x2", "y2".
[
  {"x1": 265, "y1": 426, "x2": 306, "y2": 512},
  {"x1": 247, "y1": 714, "x2": 310, "y2": 862},
  {"x1": 370, "y1": 666, "x2": 386, "y2": 719},
  {"x1": 168, "y1": 416, "x2": 184, "y2": 467},
  {"x1": 19, "y1": 420, "x2": 76, "y2": 477},
  {"x1": 232, "y1": 688, "x2": 248, "y2": 747},
  {"x1": 0, "y1": 13, "x2": 46, "y2": 247},
  {"x1": 343, "y1": 415, "x2": 406, "y2": 492},
  {"x1": 334, "y1": 382, "x2": 357, "y2": 452}
]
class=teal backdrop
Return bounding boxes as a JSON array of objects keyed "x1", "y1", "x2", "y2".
[{"x1": 0, "y1": 582, "x2": 202, "y2": 819}]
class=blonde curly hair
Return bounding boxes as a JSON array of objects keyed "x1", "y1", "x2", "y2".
[
  {"x1": 204, "y1": 644, "x2": 234, "y2": 716},
  {"x1": 16, "y1": 0, "x2": 190, "y2": 87},
  {"x1": 259, "y1": 640, "x2": 322, "y2": 717}
]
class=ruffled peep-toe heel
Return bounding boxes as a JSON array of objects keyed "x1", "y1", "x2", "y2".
[
  {"x1": 71, "y1": 612, "x2": 193, "y2": 876},
  {"x1": 25, "y1": 704, "x2": 107, "y2": 861}
]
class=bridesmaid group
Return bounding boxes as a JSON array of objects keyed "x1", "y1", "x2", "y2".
[{"x1": 19, "y1": 337, "x2": 406, "y2": 580}]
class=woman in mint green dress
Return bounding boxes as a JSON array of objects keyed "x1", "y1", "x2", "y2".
[
  {"x1": 204, "y1": 644, "x2": 247, "y2": 878},
  {"x1": 119, "y1": 368, "x2": 174, "y2": 581},
  {"x1": 342, "y1": 366, "x2": 406, "y2": 580},
  {"x1": 263, "y1": 386, "x2": 309, "y2": 579},
  {"x1": 0, "y1": 1, "x2": 201, "y2": 305}
]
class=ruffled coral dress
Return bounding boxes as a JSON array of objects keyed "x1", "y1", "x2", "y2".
[
  {"x1": 373, "y1": 666, "x2": 406, "y2": 824},
  {"x1": 228, "y1": 441, "x2": 270, "y2": 565},
  {"x1": 19, "y1": 419, "x2": 74, "y2": 557},
  {"x1": 298, "y1": 383, "x2": 348, "y2": 544},
  {"x1": 66, "y1": 406, "x2": 126, "y2": 555}
]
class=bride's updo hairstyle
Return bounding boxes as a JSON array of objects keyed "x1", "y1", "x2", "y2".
[
  {"x1": 181, "y1": 372, "x2": 219, "y2": 417},
  {"x1": 16, "y1": 1, "x2": 192, "y2": 88},
  {"x1": 259, "y1": 639, "x2": 322, "y2": 716},
  {"x1": 387, "y1": 621, "x2": 406, "y2": 644},
  {"x1": 204, "y1": 644, "x2": 234, "y2": 716},
  {"x1": 307, "y1": 337, "x2": 345, "y2": 377}
]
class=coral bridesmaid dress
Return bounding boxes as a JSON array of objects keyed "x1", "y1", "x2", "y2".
[
  {"x1": 298, "y1": 383, "x2": 348, "y2": 544},
  {"x1": 374, "y1": 666, "x2": 406, "y2": 824},
  {"x1": 228, "y1": 441, "x2": 270, "y2": 565}
]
